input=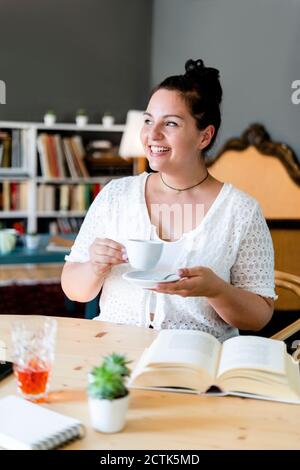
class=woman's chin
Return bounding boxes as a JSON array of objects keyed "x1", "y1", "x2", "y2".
[{"x1": 148, "y1": 157, "x2": 167, "y2": 171}]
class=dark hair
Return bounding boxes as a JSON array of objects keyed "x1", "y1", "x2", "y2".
[{"x1": 152, "y1": 59, "x2": 222, "y2": 154}]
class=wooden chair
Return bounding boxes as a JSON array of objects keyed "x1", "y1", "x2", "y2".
[
  {"x1": 272, "y1": 270, "x2": 300, "y2": 341},
  {"x1": 208, "y1": 123, "x2": 300, "y2": 311}
]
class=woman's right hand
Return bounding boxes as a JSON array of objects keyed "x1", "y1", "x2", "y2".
[{"x1": 88, "y1": 238, "x2": 128, "y2": 277}]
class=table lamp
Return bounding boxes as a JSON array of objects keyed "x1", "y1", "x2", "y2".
[{"x1": 119, "y1": 110, "x2": 148, "y2": 174}]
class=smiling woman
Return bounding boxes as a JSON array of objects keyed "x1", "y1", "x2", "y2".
[{"x1": 61, "y1": 59, "x2": 276, "y2": 340}]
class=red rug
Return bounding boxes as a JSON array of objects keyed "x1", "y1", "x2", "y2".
[{"x1": 0, "y1": 283, "x2": 85, "y2": 318}]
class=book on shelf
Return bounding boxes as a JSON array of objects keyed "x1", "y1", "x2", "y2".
[
  {"x1": 37, "y1": 133, "x2": 90, "y2": 178},
  {"x1": 0, "y1": 181, "x2": 28, "y2": 211},
  {"x1": 69, "y1": 135, "x2": 89, "y2": 178},
  {"x1": 0, "y1": 129, "x2": 29, "y2": 172},
  {"x1": 0, "y1": 395, "x2": 85, "y2": 450},
  {"x1": 46, "y1": 235, "x2": 73, "y2": 252},
  {"x1": 46, "y1": 244, "x2": 71, "y2": 252},
  {"x1": 0, "y1": 131, "x2": 11, "y2": 168},
  {"x1": 129, "y1": 329, "x2": 300, "y2": 404}
]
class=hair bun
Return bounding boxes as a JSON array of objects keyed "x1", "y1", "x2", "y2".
[
  {"x1": 184, "y1": 58, "x2": 222, "y2": 104},
  {"x1": 185, "y1": 59, "x2": 204, "y2": 73},
  {"x1": 185, "y1": 58, "x2": 220, "y2": 81}
]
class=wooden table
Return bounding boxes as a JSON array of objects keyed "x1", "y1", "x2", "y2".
[
  {"x1": 0, "y1": 263, "x2": 63, "y2": 285},
  {"x1": 0, "y1": 315, "x2": 299, "y2": 450},
  {"x1": 0, "y1": 234, "x2": 71, "y2": 284}
]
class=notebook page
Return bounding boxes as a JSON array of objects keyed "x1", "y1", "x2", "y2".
[{"x1": 0, "y1": 395, "x2": 84, "y2": 450}]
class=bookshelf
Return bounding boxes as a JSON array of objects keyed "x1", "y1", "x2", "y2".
[{"x1": 0, "y1": 121, "x2": 147, "y2": 234}]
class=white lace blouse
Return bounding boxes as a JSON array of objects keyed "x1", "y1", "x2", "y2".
[{"x1": 65, "y1": 172, "x2": 277, "y2": 341}]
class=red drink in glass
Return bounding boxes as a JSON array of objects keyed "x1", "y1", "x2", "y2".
[
  {"x1": 14, "y1": 360, "x2": 50, "y2": 399},
  {"x1": 11, "y1": 317, "x2": 57, "y2": 401}
]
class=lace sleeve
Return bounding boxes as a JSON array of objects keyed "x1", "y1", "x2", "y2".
[
  {"x1": 230, "y1": 203, "x2": 277, "y2": 299},
  {"x1": 64, "y1": 183, "x2": 111, "y2": 263}
]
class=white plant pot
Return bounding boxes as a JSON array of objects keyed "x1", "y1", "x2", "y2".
[
  {"x1": 102, "y1": 115, "x2": 114, "y2": 127},
  {"x1": 88, "y1": 394, "x2": 129, "y2": 433},
  {"x1": 0, "y1": 229, "x2": 17, "y2": 255},
  {"x1": 44, "y1": 114, "x2": 56, "y2": 126},
  {"x1": 25, "y1": 234, "x2": 40, "y2": 250},
  {"x1": 76, "y1": 115, "x2": 88, "y2": 126}
]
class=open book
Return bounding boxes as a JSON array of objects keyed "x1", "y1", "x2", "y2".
[{"x1": 129, "y1": 330, "x2": 300, "y2": 404}]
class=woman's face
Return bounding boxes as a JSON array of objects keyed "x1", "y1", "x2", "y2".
[{"x1": 140, "y1": 89, "x2": 205, "y2": 172}]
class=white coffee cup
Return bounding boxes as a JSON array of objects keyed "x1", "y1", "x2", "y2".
[{"x1": 126, "y1": 239, "x2": 163, "y2": 270}]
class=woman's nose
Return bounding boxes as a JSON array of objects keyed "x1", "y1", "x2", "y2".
[{"x1": 149, "y1": 124, "x2": 163, "y2": 140}]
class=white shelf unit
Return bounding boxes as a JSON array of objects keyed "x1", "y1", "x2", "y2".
[{"x1": 0, "y1": 121, "x2": 129, "y2": 233}]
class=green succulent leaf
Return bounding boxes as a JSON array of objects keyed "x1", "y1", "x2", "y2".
[
  {"x1": 88, "y1": 353, "x2": 131, "y2": 400},
  {"x1": 102, "y1": 352, "x2": 131, "y2": 377}
]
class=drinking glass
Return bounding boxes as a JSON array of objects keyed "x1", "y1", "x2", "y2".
[{"x1": 11, "y1": 316, "x2": 57, "y2": 401}]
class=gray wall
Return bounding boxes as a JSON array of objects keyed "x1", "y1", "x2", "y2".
[
  {"x1": 151, "y1": 0, "x2": 300, "y2": 160},
  {"x1": 0, "y1": 0, "x2": 152, "y2": 123}
]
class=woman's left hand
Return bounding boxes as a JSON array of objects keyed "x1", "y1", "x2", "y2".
[{"x1": 151, "y1": 266, "x2": 225, "y2": 298}]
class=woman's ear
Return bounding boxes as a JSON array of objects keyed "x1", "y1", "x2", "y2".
[{"x1": 199, "y1": 125, "x2": 215, "y2": 150}]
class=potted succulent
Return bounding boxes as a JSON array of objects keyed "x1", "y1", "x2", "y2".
[
  {"x1": 87, "y1": 352, "x2": 131, "y2": 433},
  {"x1": 44, "y1": 110, "x2": 56, "y2": 126},
  {"x1": 102, "y1": 111, "x2": 115, "y2": 127},
  {"x1": 76, "y1": 109, "x2": 88, "y2": 126}
]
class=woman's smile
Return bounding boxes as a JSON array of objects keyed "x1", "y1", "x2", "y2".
[{"x1": 148, "y1": 145, "x2": 171, "y2": 158}]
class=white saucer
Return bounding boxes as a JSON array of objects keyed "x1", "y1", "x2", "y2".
[{"x1": 122, "y1": 270, "x2": 180, "y2": 289}]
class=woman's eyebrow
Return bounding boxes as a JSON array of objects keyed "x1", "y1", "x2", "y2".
[
  {"x1": 143, "y1": 112, "x2": 183, "y2": 120},
  {"x1": 164, "y1": 114, "x2": 183, "y2": 120}
]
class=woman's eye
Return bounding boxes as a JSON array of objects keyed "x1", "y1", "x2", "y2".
[
  {"x1": 166, "y1": 121, "x2": 178, "y2": 127},
  {"x1": 144, "y1": 118, "x2": 152, "y2": 125}
]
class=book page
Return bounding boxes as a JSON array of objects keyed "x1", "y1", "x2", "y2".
[
  {"x1": 144, "y1": 330, "x2": 221, "y2": 377},
  {"x1": 217, "y1": 335, "x2": 286, "y2": 377}
]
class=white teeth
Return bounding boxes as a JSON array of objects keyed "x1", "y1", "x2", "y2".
[{"x1": 150, "y1": 145, "x2": 170, "y2": 153}]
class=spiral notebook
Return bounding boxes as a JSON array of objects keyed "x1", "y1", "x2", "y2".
[{"x1": 0, "y1": 395, "x2": 85, "y2": 450}]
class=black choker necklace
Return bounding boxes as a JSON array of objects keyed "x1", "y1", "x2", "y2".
[{"x1": 159, "y1": 171, "x2": 209, "y2": 193}]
